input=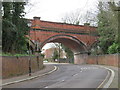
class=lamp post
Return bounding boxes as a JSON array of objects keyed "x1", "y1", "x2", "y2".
[{"x1": 27, "y1": 22, "x2": 32, "y2": 76}]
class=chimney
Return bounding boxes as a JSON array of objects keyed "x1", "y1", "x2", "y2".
[{"x1": 33, "y1": 16, "x2": 41, "y2": 20}]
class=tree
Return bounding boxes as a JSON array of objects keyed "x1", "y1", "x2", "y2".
[
  {"x1": 54, "y1": 43, "x2": 62, "y2": 59},
  {"x1": 97, "y1": 1, "x2": 119, "y2": 54},
  {"x1": 61, "y1": 44, "x2": 74, "y2": 59},
  {"x1": 2, "y1": 2, "x2": 17, "y2": 53},
  {"x1": 2, "y1": 19, "x2": 17, "y2": 53},
  {"x1": 108, "y1": 43, "x2": 119, "y2": 54},
  {"x1": 62, "y1": 11, "x2": 82, "y2": 25},
  {"x1": 52, "y1": 48, "x2": 59, "y2": 61},
  {"x1": 62, "y1": 9, "x2": 97, "y2": 26},
  {"x1": 2, "y1": 2, "x2": 29, "y2": 54}
]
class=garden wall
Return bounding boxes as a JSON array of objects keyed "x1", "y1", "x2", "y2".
[
  {"x1": 1, "y1": 56, "x2": 43, "y2": 79},
  {"x1": 87, "y1": 54, "x2": 119, "y2": 67}
]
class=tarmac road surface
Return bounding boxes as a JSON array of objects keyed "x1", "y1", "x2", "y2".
[{"x1": 3, "y1": 63, "x2": 109, "y2": 88}]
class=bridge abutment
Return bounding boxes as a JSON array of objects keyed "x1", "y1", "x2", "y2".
[{"x1": 74, "y1": 53, "x2": 88, "y2": 64}]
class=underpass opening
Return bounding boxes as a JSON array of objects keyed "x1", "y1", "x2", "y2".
[
  {"x1": 41, "y1": 35, "x2": 88, "y2": 64},
  {"x1": 42, "y1": 42, "x2": 72, "y2": 63}
]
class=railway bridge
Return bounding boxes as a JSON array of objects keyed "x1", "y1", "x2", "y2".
[{"x1": 27, "y1": 17, "x2": 98, "y2": 64}]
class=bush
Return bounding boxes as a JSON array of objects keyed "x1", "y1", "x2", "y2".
[
  {"x1": 108, "y1": 43, "x2": 120, "y2": 54},
  {"x1": 1, "y1": 53, "x2": 35, "y2": 56}
]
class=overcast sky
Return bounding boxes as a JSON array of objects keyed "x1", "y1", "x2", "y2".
[
  {"x1": 25, "y1": 0, "x2": 98, "y2": 22},
  {"x1": 24, "y1": 0, "x2": 99, "y2": 49}
]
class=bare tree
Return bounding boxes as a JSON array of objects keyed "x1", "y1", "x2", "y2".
[
  {"x1": 62, "y1": 9, "x2": 98, "y2": 26},
  {"x1": 25, "y1": 0, "x2": 41, "y2": 16},
  {"x1": 83, "y1": 10, "x2": 98, "y2": 26},
  {"x1": 62, "y1": 10, "x2": 83, "y2": 25}
]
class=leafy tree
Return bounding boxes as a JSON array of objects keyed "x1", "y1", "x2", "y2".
[
  {"x1": 2, "y1": 19, "x2": 17, "y2": 53},
  {"x1": 2, "y1": 2, "x2": 29, "y2": 54},
  {"x1": 61, "y1": 44, "x2": 74, "y2": 59},
  {"x1": 52, "y1": 49, "x2": 59, "y2": 61},
  {"x1": 97, "y1": 1, "x2": 119, "y2": 54},
  {"x1": 108, "y1": 43, "x2": 120, "y2": 54},
  {"x1": 53, "y1": 43, "x2": 63, "y2": 59}
]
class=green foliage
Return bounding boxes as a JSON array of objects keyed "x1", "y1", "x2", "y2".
[
  {"x1": 0, "y1": 53, "x2": 35, "y2": 56},
  {"x1": 2, "y1": 2, "x2": 29, "y2": 54},
  {"x1": 97, "y1": 1, "x2": 119, "y2": 54},
  {"x1": 52, "y1": 49, "x2": 59, "y2": 61},
  {"x1": 2, "y1": 19, "x2": 17, "y2": 53},
  {"x1": 61, "y1": 44, "x2": 74, "y2": 59},
  {"x1": 108, "y1": 43, "x2": 120, "y2": 54},
  {"x1": 40, "y1": 54, "x2": 45, "y2": 58}
]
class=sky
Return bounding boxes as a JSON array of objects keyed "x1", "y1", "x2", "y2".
[
  {"x1": 25, "y1": 0, "x2": 98, "y2": 22},
  {"x1": 24, "y1": 0, "x2": 98, "y2": 49}
]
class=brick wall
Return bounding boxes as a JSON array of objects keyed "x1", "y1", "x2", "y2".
[
  {"x1": 29, "y1": 17, "x2": 97, "y2": 47},
  {"x1": 87, "y1": 54, "x2": 119, "y2": 67},
  {"x1": 1, "y1": 56, "x2": 43, "y2": 79}
]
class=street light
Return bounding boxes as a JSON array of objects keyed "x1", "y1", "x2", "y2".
[{"x1": 27, "y1": 21, "x2": 32, "y2": 76}]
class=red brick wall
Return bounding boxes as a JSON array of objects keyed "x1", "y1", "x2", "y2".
[
  {"x1": 87, "y1": 54, "x2": 119, "y2": 67},
  {"x1": 29, "y1": 17, "x2": 97, "y2": 47},
  {"x1": 30, "y1": 30, "x2": 97, "y2": 47},
  {"x1": 1, "y1": 56, "x2": 43, "y2": 79}
]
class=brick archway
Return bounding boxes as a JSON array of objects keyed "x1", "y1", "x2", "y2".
[
  {"x1": 40, "y1": 35, "x2": 88, "y2": 64},
  {"x1": 41, "y1": 35, "x2": 87, "y2": 49},
  {"x1": 28, "y1": 17, "x2": 98, "y2": 64}
]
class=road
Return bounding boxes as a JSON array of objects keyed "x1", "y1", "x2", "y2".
[{"x1": 3, "y1": 63, "x2": 109, "y2": 88}]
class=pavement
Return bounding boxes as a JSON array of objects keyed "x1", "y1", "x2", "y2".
[
  {"x1": 2, "y1": 63, "x2": 57, "y2": 86},
  {"x1": 1, "y1": 63, "x2": 119, "y2": 89}
]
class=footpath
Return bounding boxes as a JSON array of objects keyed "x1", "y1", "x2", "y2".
[{"x1": 2, "y1": 63, "x2": 57, "y2": 86}]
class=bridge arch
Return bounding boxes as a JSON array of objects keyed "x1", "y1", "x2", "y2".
[{"x1": 41, "y1": 35, "x2": 88, "y2": 64}]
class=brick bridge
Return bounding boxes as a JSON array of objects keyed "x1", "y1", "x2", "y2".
[{"x1": 28, "y1": 17, "x2": 98, "y2": 64}]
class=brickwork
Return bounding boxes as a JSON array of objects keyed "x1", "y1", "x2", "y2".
[
  {"x1": 28, "y1": 17, "x2": 98, "y2": 48},
  {"x1": 28, "y1": 17, "x2": 98, "y2": 64},
  {"x1": 86, "y1": 54, "x2": 119, "y2": 67},
  {"x1": 74, "y1": 54, "x2": 88, "y2": 64},
  {"x1": 30, "y1": 30, "x2": 97, "y2": 47},
  {"x1": 2, "y1": 56, "x2": 43, "y2": 79}
]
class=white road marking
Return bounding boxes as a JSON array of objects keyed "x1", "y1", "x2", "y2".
[
  {"x1": 73, "y1": 74, "x2": 78, "y2": 76},
  {"x1": 45, "y1": 86, "x2": 48, "y2": 88},
  {"x1": 2, "y1": 66, "x2": 58, "y2": 86}
]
